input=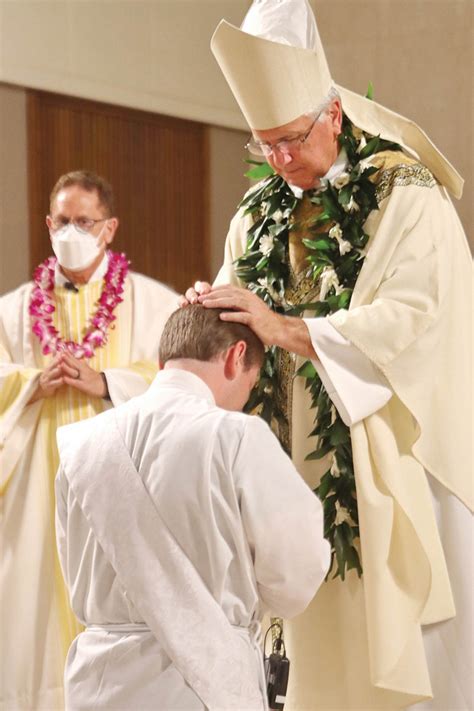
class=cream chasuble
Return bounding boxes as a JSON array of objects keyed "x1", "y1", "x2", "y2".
[
  {"x1": 214, "y1": 153, "x2": 472, "y2": 710},
  {"x1": 0, "y1": 271, "x2": 177, "y2": 711}
]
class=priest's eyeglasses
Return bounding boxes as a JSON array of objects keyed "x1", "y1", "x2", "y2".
[
  {"x1": 245, "y1": 112, "x2": 321, "y2": 157},
  {"x1": 49, "y1": 217, "x2": 108, "y2": 234}
]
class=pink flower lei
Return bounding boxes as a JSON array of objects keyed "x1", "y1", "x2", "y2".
[{"x1": 29, "y1": 251, "x2": 130, "y2": 359}]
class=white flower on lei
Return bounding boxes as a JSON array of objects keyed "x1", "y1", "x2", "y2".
[
  {"x1": 319, "y1": 267, "x2": 343, "y2": 301},
  {"x1": 259, "y1": 234, "x2": 274, "y2": 256},
  {"x1": 272, "y1": 209, "x2": 284, "y2": 223},
  {"x1": 344, "y1": 195, "x2": 360, "y2": 213},
  {"x1": 356, "y1": 133, "x2": 367, "y2": 152},
  {"x1": 330, "y1": 456, "x2": 341, "y2": 478},
  {"x1": 329, "y1": 223, "x2": 343, "y2": 240},
  {"x1": 257, "y1": 276, "x2": 271, "y2": 289},
  {"x1": 257, "y1": 277, "x2": 281, "y2": 303},
  {"x1": 332, "y1": 172, "x2": 350, "y2": 189},
  {"x1": 338, "y1": 240, "x2": 352, "y2": 256},
  {"x1": 335, "y1": 500, "x2": 351, "y2": 526},
  {"x1": 329, "y1": 223, "x2": 352, "y2": 256}
]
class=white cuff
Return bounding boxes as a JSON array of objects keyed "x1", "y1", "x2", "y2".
[
  {"x1": 303, "y1": 317, "x2": 392, "y2": 426},
  {"x1": 102, "y1": 368, "x2": 150, "y2": 407}
]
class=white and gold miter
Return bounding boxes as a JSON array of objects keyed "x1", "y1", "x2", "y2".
[{"x1": 211, "y1": 1, "x2": 463, "y2": 199}]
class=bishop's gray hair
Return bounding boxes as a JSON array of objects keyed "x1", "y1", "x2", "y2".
[{"x1": 305, "y1": 86, "x2": 341, "y2": 123}]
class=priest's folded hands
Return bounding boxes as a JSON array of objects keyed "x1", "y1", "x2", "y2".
[
  {"x1": 28, "y1": 351, "x2": 108, "y2": 403},
  {"x1": 181, "y1": 281, "x2": 316, "y2": 360}
]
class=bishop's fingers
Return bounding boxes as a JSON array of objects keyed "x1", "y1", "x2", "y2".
[{"x1": 182, "y1": 288, "x2": 200, "y2": 305}]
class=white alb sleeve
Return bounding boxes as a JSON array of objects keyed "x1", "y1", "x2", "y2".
[
  {"x1": 303, "y1": 317, "x2": 392, "y2": 426},
  {"x1": 236, "y1": 417, "x2": 330, "y2": 618}
]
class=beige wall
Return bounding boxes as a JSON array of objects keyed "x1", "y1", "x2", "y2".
[
  {"x1": 312, "y1": 0, "x2": 472, "y2": 245},
  {"x1": 0, "y1": 83, "x2": 28, "y2": 293},
  {"x1": 0, "y1": 0, "x2": 250, "y2": 129}
]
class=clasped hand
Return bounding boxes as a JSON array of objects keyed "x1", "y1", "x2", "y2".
[{"x1": 30, "y1": 352, "x2": 107, "y2": 402}]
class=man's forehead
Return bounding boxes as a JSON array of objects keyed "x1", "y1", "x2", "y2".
[{"x1": 52, "y1": 186, "x2": 102, "y2": 213}]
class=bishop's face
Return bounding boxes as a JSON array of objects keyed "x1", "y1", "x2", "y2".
[{"x1": 252, "y1": 99, "x2": 342, "y2": 190}]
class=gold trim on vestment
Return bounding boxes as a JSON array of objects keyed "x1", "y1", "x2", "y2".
[
  {"x1": 274, "y1": 198, "x2": 323, "y2": 455},
  {"x1": 376, "y1": 163, "x2": 437, "y2": 202}
]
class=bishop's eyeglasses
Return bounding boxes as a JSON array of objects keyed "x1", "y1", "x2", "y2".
[{"x1": 245, "y1": 111, "x2": 322, "y2": 157}]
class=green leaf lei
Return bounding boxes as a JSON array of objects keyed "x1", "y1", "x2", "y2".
[{"x1": 236, "y1": 116, "x2": 400, "y2": 579}]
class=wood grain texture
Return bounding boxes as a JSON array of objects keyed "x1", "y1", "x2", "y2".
[{"x1": 27, "y1": 90, "x2": 209, "y2": 293}]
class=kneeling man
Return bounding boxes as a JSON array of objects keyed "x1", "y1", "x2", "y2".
[{"x1": 55, "y1": 305, "x2": 330, "y2": 710}]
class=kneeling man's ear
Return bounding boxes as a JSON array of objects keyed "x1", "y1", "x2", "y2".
[{"x1": 223, "y1": 340, "x2": 247, "y2": 380}]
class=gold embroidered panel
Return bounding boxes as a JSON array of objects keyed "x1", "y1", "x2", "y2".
[
  {"x1": 376, "y1": 163, "x2": 437, "y2": 203},
  {"x1": 274, "y1": 256, "x2": 322, "y2": 456}
]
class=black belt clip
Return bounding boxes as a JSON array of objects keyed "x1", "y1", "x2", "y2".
[{"x1": 264, "y1": 622, "x2": 289, "y2": 710}]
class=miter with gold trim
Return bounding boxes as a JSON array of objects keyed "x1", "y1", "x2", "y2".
[{"x1": 211, "y1": 2, "x2": 463, "y2": 199}]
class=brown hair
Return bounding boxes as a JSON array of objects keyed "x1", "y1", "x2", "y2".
[
  {"x1": 49, "y1": 170, "x2": 115, "y2": 216},
  {"x1": 159, "y1": 305, "x2": 264, "y2": 370}
]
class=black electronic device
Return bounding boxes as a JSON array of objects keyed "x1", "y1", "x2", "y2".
[
  {"x1": 64, "y1": 281, "x2": 79, "y2": 292},
  {"x1": 264, "y1": 623, "x2": 289, "y2": 710}
]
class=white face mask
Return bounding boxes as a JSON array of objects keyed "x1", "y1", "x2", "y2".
[{"x1": 51, "y1": 223, "x2": 105, "y2": 271}]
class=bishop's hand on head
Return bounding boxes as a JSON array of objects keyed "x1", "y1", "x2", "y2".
[{"x1": 179, "y1": 280, "x2": 212, "y2": 307}]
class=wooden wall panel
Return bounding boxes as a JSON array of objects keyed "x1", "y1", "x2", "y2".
[{"x1": 27, "y1": 90, "x2": 209, "y2": 294}]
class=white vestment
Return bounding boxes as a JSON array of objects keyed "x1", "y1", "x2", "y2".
[{"x1": 55, "y1": 369, "x2": 330, "y2": 711}]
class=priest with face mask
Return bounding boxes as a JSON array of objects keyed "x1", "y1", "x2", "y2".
[
  {"x1": 184, "y1": 1, "x2": 473, "y2": 710},
  {"x1": 0, "y1": 170, "x2": 178, "y2": 710}
]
